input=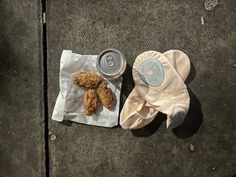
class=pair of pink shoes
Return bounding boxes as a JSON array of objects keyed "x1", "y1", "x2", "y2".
[{"x1": 120, "y1": 50, "x2": 191, "y2": 130}]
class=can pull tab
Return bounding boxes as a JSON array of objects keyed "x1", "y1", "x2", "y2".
[{"x1": 106, "y1": 55, "x2": 115, "y2": 67}]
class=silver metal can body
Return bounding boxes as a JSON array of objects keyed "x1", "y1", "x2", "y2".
[{"x1": 96, "y1": 48, "x2": 127, "y2": 80}]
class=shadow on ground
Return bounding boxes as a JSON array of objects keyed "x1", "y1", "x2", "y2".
[
  {"x1": 59, "y1": 120, "x2": 73, "y2": 127},
  {"x1": 131, "y1": 112, "x2": 166, "y2": 137},
  {"x1": 120, "y1": 64, "x2": 134, "y2": 98},
  {"x1": 172, "y1": 87, "x2": 203, "y2": 138}
]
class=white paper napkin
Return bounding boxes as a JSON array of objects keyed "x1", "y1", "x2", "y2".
[{"x1": 52, "y1": 50, "x2": 122, "y2": 127}]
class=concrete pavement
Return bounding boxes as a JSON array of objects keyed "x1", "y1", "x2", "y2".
[
  {"x1": 0, "y1": 0, "x2": 235, "y2": 177},
  {"x1": 47, "y1": 0, "x2": 236, "y2": 177},
  {"x1": 0, "y1": 1, "x2": 45, "y2": 177}
]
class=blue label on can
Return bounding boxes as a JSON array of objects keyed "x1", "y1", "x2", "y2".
[{"x1": 138, "y1": 59, "x2": 164, "y2": 87}]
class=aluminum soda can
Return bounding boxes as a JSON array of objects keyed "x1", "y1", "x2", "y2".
[{"x1": 96, "y1": 48, "x2": 127, "y2": 80}]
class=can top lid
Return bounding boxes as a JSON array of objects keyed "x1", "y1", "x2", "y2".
[{"x1": 97, "y1": 48, "x2": 126, "y2": 77}]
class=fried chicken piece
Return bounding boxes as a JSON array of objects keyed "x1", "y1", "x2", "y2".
[
  {"x1": 73, "y1": 72, "x2": 103, "y2": 88},
  {"x1": 97, "y1": 82, "x2": 113, "y2": 109},
  {"x1": 83, "y1": 89, "x2": 100, "y2": 116}
]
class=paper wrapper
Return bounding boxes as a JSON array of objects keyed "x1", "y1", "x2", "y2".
[{"x1": 52, "y1": 50, "x2": 122, "y2": 127}]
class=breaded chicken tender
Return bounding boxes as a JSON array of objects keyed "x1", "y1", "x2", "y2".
[
  {"x1": 73, "y1": 72, "x2": 103, "y2": 88},
  {"x1": 97, "y1": 82, "x2": 113, "y2": 109},
  {"x1": 83, "y1": 89, "x2": 100, "y2": 116}
]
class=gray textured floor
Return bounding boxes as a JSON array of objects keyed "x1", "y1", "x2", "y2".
[
  {"x1": 47, "y1": 1, "x2": 236, "y2": 177},
  {"x1": 0, "y1": 0, "x2": 235, "y2": 177},
  {"x1": 0, "y1": 1, "x2": 45, "y2": 177}
]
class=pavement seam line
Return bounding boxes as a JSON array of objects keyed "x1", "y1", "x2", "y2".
[{"x1": 41, "y1": 0, "x2": 49, "y2": 177}]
